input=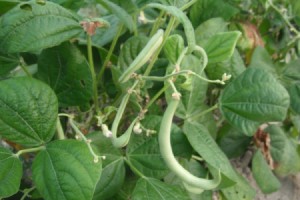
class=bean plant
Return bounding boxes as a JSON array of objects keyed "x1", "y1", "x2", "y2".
[{"x1": 0, "y1": 0, "x2": 300, "y2": 199}]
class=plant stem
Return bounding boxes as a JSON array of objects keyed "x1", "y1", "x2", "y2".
[
  {"x1": 20, "y1": 187, "x2": 36, "y2": 200},
  {"x1": 97, "y1": 24, "x2": 123, "y2": 83},
  {"x1": 15, "y1": 146, "x2": 45, "y2": 157},
  {"x1": 145, "y1": 84, "x2": 169, "y2": 110},
  {"x1": 19, "y1": 57, "x2": 32, "y2": 77},
  {"x1": 180, "y1": 0, "x2": 198, "y2": 11},
  {"x1": 87, "y1": 35, "x2": 100, "y2": 113},
  {"x1": 149, "y1": 11, "x2": 165, "y2": 36},
  {"x1": 56, "y1": 117, "x2": 65, "y2": 140},
  {"x1": 125, "y1": 158, "x2": 145, "y2": 178},
  {"x1": 185, "y1": 104, "x2": 218, "y2": 121},
  {"x1": 268, "y1": 0, "x2": 300, "y2": 35},
  {"x1": 143, "y1": 16, "x2": 176, "y2": 76}
]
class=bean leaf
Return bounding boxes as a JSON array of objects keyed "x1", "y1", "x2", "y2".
[
  {"x1": 0, "y1": 77, "x2": 58, "y2": 146},
  {"x1": 219, "y1": 67, "x2": 290, "y2": 136},
  {"x1": 0, "y1": 0, "x2": 82, "y2": 53},
  {"x1": 37, "y1": 42, "x2": 93, "y2": 107},
  {"x1": 0, "y1": 147, "x2": 22, "y2": 198},
  {"x1": 32, "y1": 140, "x2": 102, "y2": 200}
]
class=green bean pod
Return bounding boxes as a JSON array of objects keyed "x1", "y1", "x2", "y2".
[
  {"x1": 119, "y1": 29, "x2": 164, "y2": 83},
  {"x1": 158, "y1": 96, "x2": 221, "y2": 193}
]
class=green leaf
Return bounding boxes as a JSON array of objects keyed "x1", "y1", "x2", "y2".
[
  {"x1": 248, "y1": 47, "x2": 277, "y2": 76},
  {"x1": 0, "y1": 147, "x2": 22, "y2": 198},
  {"x1": 97, "y1": 0, "x2": 135, "y2": 32},
  {"x1": 219, "y1": 67, "x2": 290, "y2": 136},
  {"x1": 199, "y1": 31, "x2": 241, "y2": 64},
  {"x1": 118, "y1": 35, "x2": 148, "y2": 71},
  {"x1": 195, "y1": 17, "x2": 228, "y2": 42},
  {"x1": 217, "y1": 124, "x2": 252, "y2": 159},
  {"x1": 48, "y1": 0, "x2": 85, "y2": 10},
  {"x1": 288, "y1": 83, "x2": 300, "y2": 114},
  {"x1": 183, "y1": 121, "x2": 255, "y2": 199},
  {"x1": 37, "y1": 42, "x2": 93, "y2": 106},
  {"x1": 189, "y1": 0, "x2": 239, "y2": 27},
  {"x1": 163, "y1": 34, "x2": 185, "y2": 64},
  {"x1": 252, "y1": 150, "x2": 281, "y2": 194},
  {"x1": 0, "y1": 53, "x2": 19, "y2": 76},
  {"x1": 280, "y1": 59, "x2": 300, "y2": 86},
  {"x1": 0, "y1": 0, "x2": 20, "y2": 15},
  {"x1": 267, "y1": 125, "x2": 300, "y2": 176},
  {"x1": 0, "y1": 77, "x2": 58, "y2": 146},
  {"x1": 166, "y1": 55, "x2": 208, "y2": 119},
  {"x1": 0, "y1": 0, "x2": 82, "y2": 53},
  {"x1": 126, "y1": 131, "x2": 170, "y2": 179},
  {"x1": 32, "y1": 140, "x2": 102, "y2": 200},
  {"x1": 205, "y1": 49, "x2": 246, "y2": 81},
  {"x1": 88, "y1": 132, "x2": 125, "y2": 200},
  {"x1": 132, "y1": 177, "x2": 190, "y2": 200}
]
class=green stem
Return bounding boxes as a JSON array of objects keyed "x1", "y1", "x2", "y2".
[
  {"x1": 20, "y1": 187, "x2": 36, "y2": 200},
  {"x1": 97, "y1": 24, "x2": 123, "y2": 83},
  {"x1": 143, "y1": 16, "x2": 176, "y2": 76},
  {"x1": 56, "y1": 117, "x2": 65, "y2": 140},
  {"x1": 145, "y1": 84, "x2": 169, "y2": 110},
  {"x1": 185, "y1": 104, "x2": 218, "y2": 121},
  {"x1": 180, "y1": 0, "x2": 198, "y2": 11},
  {"x1": 149, "y1": 11, "x2": 165, "y2": 36},
  {"x1": 19, "y1": 58, "x2": 32, "y2": 78},
  {"x1": 87, "y1": 35, "x2": 100, "y2": 113},
  {"x1": 69, "y1": 118, "x2": 100, "y2": 162},
  {"x1": 125, "y1": 158, "x2": 145, "y2": 178},
  {"x1": 15, "y1": 146, "x2": 45, "y2": 157},
  {"x1": 268, "y1": 0, "x2": 300, "y2": 35}
]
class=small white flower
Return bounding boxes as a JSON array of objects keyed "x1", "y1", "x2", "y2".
[
  {"x1": 221, "y1": 73, "x2": 232, "y2": 82},
  {"x1": 101, "y1": 124, "x2": 112, "y2": 138},
  {"x1": 133, "y1": 122, "x2": 142, "y2": 134}
]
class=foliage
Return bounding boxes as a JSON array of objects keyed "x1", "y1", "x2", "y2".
[{"x1": 0, "y1": 0, "x2": 300, "y2": 199}]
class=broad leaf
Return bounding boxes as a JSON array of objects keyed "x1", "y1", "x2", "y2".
[
  {"x1": 37, "y1": 42, "x2": 93, "y2": 106},
  {"x1": 183, "y1": 121, "x2": 255, "y2": 198},
  {"x1": 198, "y1": 31, "x2": 241, "y2": 64},
  {"x1": 288, "y1": 83, "x2": 300, "y2": 114},
  {"x1": 0, "y1": 0, "x2": 20, "y2": 15},
  {"x1": 248, "y1": 46, "x2": 277, "y2": 76},
  {"x1": 32, "y1": 140, "x2": 102, "y2": 200},
  {"x1": 0, "y1": 53, "x2": 19, "y2": 76},
  {"x1": 132, "y1": 177, "x2": 190, "y2": 200},
  {"x1": 163, "y1": 34, "x2": 185, "y2": 64},
  {"x1": 217, "y1": 124, "x2": 252, "y2": 159},
  {"x1": 219, "y1": 67, "x2": 290, "y2": 136},
  {"x1": 48, "y1": 0, "x2": 85, "y2": 10},
  {"x1": 280, "y1": 59, "x2": 300, "y2": 86},
  {"x1": 0, "y1": 0, "x2": 82, "y2": 53},
  {"x1": 0, "y1": 147, "x2": 22, "y2": 198},
  {"x1": 97, "y1": 0, "x2": 135, "y2": 32},
  {"x1": 88, "y1": 132, "x2": 125, "y2": 200},
  {"x1": 189, "y1": 0, "x2": 239, "y2": 27},
  {"x1": 195, "y1": 17, "x2": 228, "y2": 42},
  {"x1": 267, "y1": 125, "x2": 300, "y2": 176},
  {"x1": 0, "y1": 77, "x2": 58, "y2": 146},
  {"x1": 205, "y1": 49, "x2": 246, "y2": 81},
  {"x1": 252, "y1": 150, "x2": 281, "y2": 194}
]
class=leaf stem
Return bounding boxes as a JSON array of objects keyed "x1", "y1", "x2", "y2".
[
  {"x1": 19, "y1": 57, "x2": 32, "y2": 77},
  {"x1": 15, "y1": 146, "x2": 45, "y2": 157},
  {"x1": 149, "y1": 11, "x2": 165, "y2": 37},
  {"x1": 56, "y1": 117, "x2": 65, "y2": 140},
  {"x1": 145, "y1": 84, "x2": 169, "y2": 110},
  {"x1": 20, "y1": 187, "x2": 36, "y2": 200},
  {"x1": 180, "y1": 0, "x2": 198, "y2": 11},
  {"x1": 87, "y1": 35, "x2": 100, "y2": 113},
  {"x1": 124, "y1": 158, "x2": 145, "y2": 178},
  {"x1": 97, "y1": 24, "x2": 123, "y2": 83},
  {"x1": 185, "y1": 104, "x2": 218, "y2": 121}
]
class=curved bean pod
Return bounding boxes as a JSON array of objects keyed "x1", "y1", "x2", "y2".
[{"x1": 159, "y1": 94, "x2": 221, "y2": 192}]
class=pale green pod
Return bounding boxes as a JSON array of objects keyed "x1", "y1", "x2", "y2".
[
  {"x1": 119, "y1": 29, "x2": 164, "y2": 83},
  {"x1": 159, "y1": 97, "x2": 221, "y2": 192}
]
